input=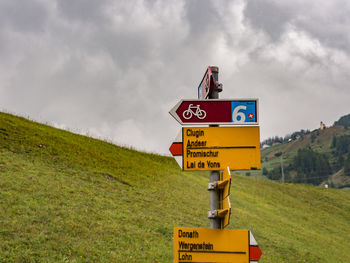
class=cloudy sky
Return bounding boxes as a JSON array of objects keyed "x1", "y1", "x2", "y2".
[{"x1": 1, "y1": 0, "x2": 349, "y2": 155}]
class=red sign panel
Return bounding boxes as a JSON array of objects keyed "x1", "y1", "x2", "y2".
[
  {"x1": 198, "y1": 66, "x2": 216, "y2": 99},
  {"x1": 169, "y1": 99, "x2": 258, "y2": 125}
]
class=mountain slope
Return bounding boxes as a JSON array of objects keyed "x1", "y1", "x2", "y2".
[
  {"x1": 0, "y1": 112, "x2": 349, "y2": 262},
  {"x1": 261, "y1": 125, "x2": 350, "y2": 187}
]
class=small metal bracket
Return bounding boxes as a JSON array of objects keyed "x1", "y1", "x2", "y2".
[
  {"x1": 207, "y1": 182, "x2": 217, "y2": 190},
  {"x1": 217, "y1": 208, "x2": 229, "y2": 218},
  {"x1": 207, "y1": 210, "x2": 218, "y2": 219},
  {"x1": 215, "y1": 83, "x2": 223, "y2": 93},
  {"x1": 208, "y1": 209, "x2": 230, "y2": 219},
  {"x1": 217, "y1": 179, "x2": 228, "y2": 190}
]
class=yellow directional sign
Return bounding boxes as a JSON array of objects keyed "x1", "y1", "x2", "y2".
[
  {"x1": 217, "y1": 196, "x2": 231, "y2": 228},
  {"x1": 218, "y1": 167, "x2": 231, "y2": 200},
  {"x1": 217, "y1": 167, "x2": 232, "y2": 228},
  {"x1": 183, "y1": 126, "x2": 260, "y2": 171},
  {"x1": 174, "y1": 227, "x2": 249, "y2": 263}
]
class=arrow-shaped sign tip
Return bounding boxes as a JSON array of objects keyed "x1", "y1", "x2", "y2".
[
  {"x1": 169, "y1": 142, "x2": 182, "y2": 156},
  {"x1": 249, "y1": 231, "x2": 262, "y2": 262},
  {"x1": 250, "y1": 245, "x2": 262, "y2": 262}
]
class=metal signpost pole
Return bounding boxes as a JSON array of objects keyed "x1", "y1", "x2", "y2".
[
  {"x1": 208, "y1": 66, "x2": 221, "y2": 229},
  {"x1": 170, "y1": 66, "x2": 263, "y2": 262}
]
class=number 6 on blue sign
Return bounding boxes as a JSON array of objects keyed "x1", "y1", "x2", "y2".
[{"x1": 231, "y1": 101, "x2": 257, "y2": 124}]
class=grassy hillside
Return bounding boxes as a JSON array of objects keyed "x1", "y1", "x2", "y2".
[{"x1": 0, "y1": 112, "x2": 349, "y2": 262}]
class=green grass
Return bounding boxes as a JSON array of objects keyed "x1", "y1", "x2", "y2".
[
  {"x1": 261, "y1": 143, "x2": 284, "y2": 155},
  {"x1": 0, "y1": 112, "x2": 350, "y2": 262}
]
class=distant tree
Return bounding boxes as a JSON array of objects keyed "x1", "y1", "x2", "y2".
[
  {"x1": 334, "y1": 113, "x2": 350, "y2": 127},
  {"x1": 290, "y1": 129, "x2": 310, "y2": 140},
  {"x1": 274, "y1": 152, "x2": 282, "y2": 157},
  {"x1": 332, "y1": 135, "x2": 350, "y2": 155},
  {"x1": 261, "y1": 129, "x2": 313, "y2": 146},
  {"x1": 330, "y1": 135, "x2": 350, "y2": 170},
  {"x1": 290, "y1": 148, "x2": 331, "y2": 185},
  {"x1": 266, "y1": 167, "x2": 281, "y2": 181},
  {"x1": 284, "y1": 134, "x2": 291, "y2": 142},
  {"x1": 344, "y1": 153, "x2": 350, "y2": 177},
  {"x1": 331, "y1": 136, "x2": 337, "y2": 148},
  {"x1": 311, "y1": 133, "x2": 317, "y2": 143},
  {"x1": 335, "y1": 155, "x2": 344, "y2": 170},
  {"x1": 261, "y1": 136, "x2": 283, "y2": 146},
  {"x1": 262, "y1": 167, "x2": 268, "y2": 175}
]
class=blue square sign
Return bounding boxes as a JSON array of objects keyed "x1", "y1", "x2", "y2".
[{"x1": 231, "y1": 101, "x2": 257, "y2": 124}]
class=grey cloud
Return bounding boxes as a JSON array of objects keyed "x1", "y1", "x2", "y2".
[
  {"x1": 0, "y1": 0, "x2": 48, "y2": 33},
  {"x1": 57, "y1": 0, "x2": 111, "y2": 25},
  {"x1": 245, "y1": 0, "x2": 350, "y2": 52},
  {"x1": 96, "y1": 31, "x2": 154, "y2": 69},
  {"x1": 184, "y1": 0, "x2": 220, "y2": 36},
  {"x1": 244, "y1": 0, "x2": 292, "y2": 41},
  {"x1": 1, "y1": 0, "x2": 350, "y2": 154},
  {"x1": 295, "y1": 15, "x2": 350, "y2": 52}
]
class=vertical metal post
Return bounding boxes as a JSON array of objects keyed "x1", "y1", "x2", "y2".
[
  {"x1": 281, "y1": 155, "x2": 285, "y2": 183},
  {"x1": 209, "y1": 66, "x2": 221, "y2": 229}
]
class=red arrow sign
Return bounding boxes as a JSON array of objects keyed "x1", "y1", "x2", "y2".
[
  {"x1": 169, "y1": 142, "x2": 182, "y2": 156},
  {"x1": 249, "y1": 231, "x2": 262, "y2": 262},
  {"x1": 250, "y1": 245, "x2": 263, "y2": 261},
  {"x1": 169, "y1": 99, "x2": 258, "y2": 125},
  {"x1": 169, "y1": 130, "x2": 183, "y2": 169}
]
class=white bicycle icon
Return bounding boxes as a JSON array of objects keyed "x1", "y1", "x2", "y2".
[{"x1": 183, "y1": 104, "x2": 207, "y2": 119}]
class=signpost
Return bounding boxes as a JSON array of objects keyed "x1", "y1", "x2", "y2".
[
  {"x1": 174, "y1": 227, "x2": 262, "y2": 263},
  {"x1": 169, "y1": 99, "x2": 258, "y2": 125},
  {"x1": 169, "y1": 126, "x2": 261, "y2": 171},
  {"x1": 169, "y1": 66, "x2": 263, "y2": 262}
]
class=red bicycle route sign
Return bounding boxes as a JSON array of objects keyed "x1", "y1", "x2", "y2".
[{"x1": 169, "y1": 99, "x2": 258, "y2": 125}]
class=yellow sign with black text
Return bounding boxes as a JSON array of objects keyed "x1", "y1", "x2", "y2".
[
  {"x1": 174, "y1": 227, "x2": 249, "y2": 263},
  {"x1": 182, "y1": 126, "x2": 260, "y2": 171}
]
